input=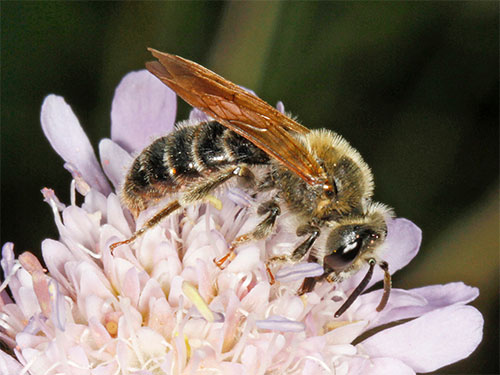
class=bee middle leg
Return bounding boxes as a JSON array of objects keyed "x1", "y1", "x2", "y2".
[{"x1": 214, "y1": 200, "x2": 280, "y2": 269}]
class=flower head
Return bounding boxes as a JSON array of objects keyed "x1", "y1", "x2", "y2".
[{"x1": 0, "y1": 70, "x2": 483, "y2": 374}]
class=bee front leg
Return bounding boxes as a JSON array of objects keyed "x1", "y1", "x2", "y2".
[
  {"x1": 214, "y1": 200, "x2": 280, "y2": 269},
  {"x1": 297, "y1": 254, "x2": 323, "y2": 295},
  {"x1": 266, "y1": 225, "x2": 320, "y2": 286},
  {"x1": 268, "y1": 224, "x2": 320, "y2": 264}
]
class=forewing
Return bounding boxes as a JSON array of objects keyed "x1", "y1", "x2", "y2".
[{"x1": 146, "y1": 48, "x2": 327, "y2": 186}]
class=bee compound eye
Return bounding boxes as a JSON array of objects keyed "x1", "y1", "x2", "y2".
[
  {"x1": 324, "y1": 188, "x2": 335, "y2": 198},
  {"x1": 324, "y1": 237, "x2": 363, "y2": 270}
]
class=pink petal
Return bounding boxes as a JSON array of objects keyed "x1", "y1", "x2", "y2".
[
  {"x1": 121, "y1": 267, "x2": 140, "y2": 308},
  {"x1": 41, "y1": 239, "x2": 73, "y2": 283},
  {"x1": 99, "y1": 139, "x2": 133, "y2": 189},
  {"x1": 348, "y1": 357, "x2": 415, "y2": 375},
  {"x1": 358, "y1": 282, "x2": 479, "y2": 330},
  {"x1": 1, "y1": 243, "x2": 15, "y2": 275},
  {"x1": 40, "y1": 95, "x2": 111, "y2": 195},
  {"x1": 359, "y1": 305, "x2": 483, "y2": 373},
  {"x1": 111, "y1": 70, "x2": 176, "y2": 153},
  {"x1": 276, "y1": 101, "x2": 285, "y2": 114},
  {"x1": 324, "y1": 320, "x2": 368, "y2": 345},
  {"x1": 380, "y1": 218, "x2": 422, "y2": 276},
  {"x1": 241, "y1": 282, "x2": 270, "y2": 314},
  {"x1": 48, "y1": 279, "x2": 66, "y2": 331},
  {"x1": 106, "y1": 193, "x2": 133, "y2": 237},
  {"x1": 226, "y1": 246, "x2": 260, "y2": 273},
  {"x1": 0, "y1": 351, "x2": 23, "y2": 374},
  {"x1": 189, "y1": 108, "x2": 212, "y2": 123}
]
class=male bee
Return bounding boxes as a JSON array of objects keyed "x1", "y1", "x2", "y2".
[{"x1": 111, "y1": 48, "x2": 393, "y2": 317}]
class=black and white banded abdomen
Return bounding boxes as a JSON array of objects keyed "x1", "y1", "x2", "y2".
[{"x1": 122, "y1": 121, "x2": 269, "y2": 214}]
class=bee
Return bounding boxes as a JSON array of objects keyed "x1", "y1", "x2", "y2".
[{"x1": 111, "y1": 48, "x2": 393, "y2": 317}]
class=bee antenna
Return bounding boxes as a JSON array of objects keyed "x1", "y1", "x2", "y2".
[
  {"x1": 376, "y1": 261, "x2": 391, "y2": 312},
  {"x1": 334, "y1": 258, "x2": 376, "y2": 318}
]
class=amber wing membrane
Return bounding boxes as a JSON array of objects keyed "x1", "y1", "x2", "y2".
[{"x1": 146, "y1": 48, "x2": 328, "y2": 186}]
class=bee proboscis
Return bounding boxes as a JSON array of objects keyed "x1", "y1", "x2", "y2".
[{"x1": 111, "y1": 48, "x2": 393, "y2": 317}]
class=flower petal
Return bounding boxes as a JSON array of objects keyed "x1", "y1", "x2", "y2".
[
  {"x1": 0, "y1": 351, "x2": 24, "y2": 374},
  {"x1": 189, "y1": 108, "x2": 212, "y2": 123},
  {"x1": 357, "y1": 282, "x2": 479, "y2": 330},
  {"x1": 111, "y1": 70, "x2": 176, "y2": 153},
  {"x1": 348, "y1": 357, "x2": 415, "y2": 375},
  {"x1": 359, "y1": 305, "x2": 483, "y2": 373},
  {"x1": 41, "y1": 95, "x2": 111, "y2": 194},
  {"x1": 99, "y1": 139, "x2": 133, "y2": 190}
]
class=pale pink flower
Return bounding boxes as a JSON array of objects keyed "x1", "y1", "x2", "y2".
[{"x1": 0, "y1": 70, "x2": 483, "y2": 374}]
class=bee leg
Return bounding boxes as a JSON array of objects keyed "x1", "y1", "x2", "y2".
[
  {"x1": 110, "y1": 200, "x2": 182, "y2": 252},
  {"x1": 268, "y1": 225, "x2": 320, "y2": 264},
  {"x1": 112, "y1": 166, "x2": 248, "y2": 253},
  {"x1": 292, "y1": 226, "x2": 320, "y2": 260},
  {"x1": 266, "y1": 225, "x2": 320, "y2": 285},
  {"x1": 182, "y1": 165, "x2": 253, "y2": 203},
  {"x1": 214, "y1": 200, "x2": 280, "y2": 269},
  {"x1": 297, "y1": 254, "x2": 323, "y2": 295}
]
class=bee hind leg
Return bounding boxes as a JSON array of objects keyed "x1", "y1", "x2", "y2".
[
  {"x1": 111, "y1": 166, "x2": 250, "y2": 253},
  {"x1": 110, "y1": 200, "x2": 182, "y2": 253}
]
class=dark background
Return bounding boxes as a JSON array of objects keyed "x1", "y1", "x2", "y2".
[{"x1": 2, "y1": 2, "x2": 498, "y2": 374}]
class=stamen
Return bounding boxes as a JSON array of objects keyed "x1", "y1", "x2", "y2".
[
  {"x1": 70, "y1": 180, "x2": 76, "y2": 207},
  {"x1": 256, "y1": 315, "x2": 305, "y2": 332},
  {"x1": 19, "y1": 252, "x2": 46, "y2": 273},
  {"x1": 376, "y1": 261, "x2": 391, "y2": 312},
  {"x1": 0, "y1": 262, "x2": 22, "y2": 293},
  {"x1": 334, "y1": 258, "x2": 376, "y2": 318},
  {"x1": 182, "y1": 281, "x2": 214, "y2": 322},
  {"x1": 48, "y1": 279, "x2": 66, "y2": 331},
  {"x1": 275, "y1": 262, "x2": 324, "y2": 283},
  {"x1": 226, "y1": 187, "x2": 253, "y2": 207},
  {"x1": 205, "y1": 195, "x2": 222, "y2": 210}
]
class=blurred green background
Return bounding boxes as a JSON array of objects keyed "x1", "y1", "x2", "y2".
[{"x1": 2, "y1": 2, "x2": 498, "y2": 373}]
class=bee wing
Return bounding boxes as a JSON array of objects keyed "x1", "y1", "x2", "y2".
[{"x1": 146, "y1": 48, "x2": 328, "y2": 187}]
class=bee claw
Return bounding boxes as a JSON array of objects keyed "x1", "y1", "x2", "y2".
[
  {"x1": 213, "y1": 251, "x2": 235, "y2": 269},
  {"x1": 110, "y1": 238, "x2": 131, "y2": 254},
  {"x1": 265, "y1": 263, "x2": 276, "y2": 285}
]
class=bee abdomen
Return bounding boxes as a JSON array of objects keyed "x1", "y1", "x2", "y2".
[{"x1": 122, "y1": 121, "x2": 269, "y2": 214}]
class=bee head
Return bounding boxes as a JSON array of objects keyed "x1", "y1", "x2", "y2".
[
  {"x1": 321, "y1": 202, "x2": 393, "y2": 317},
  {"x1": 323, "y1": 204, "x2": 389, "y2": 274}
]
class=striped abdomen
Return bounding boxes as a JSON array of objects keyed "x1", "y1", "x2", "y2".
[{"x1": 122, "y1": 121, "x2": 269, "y2": 214}]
